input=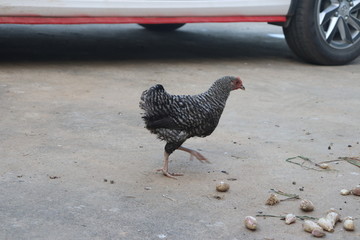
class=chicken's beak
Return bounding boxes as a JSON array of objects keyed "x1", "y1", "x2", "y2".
[{"x1": 240, "y1": 85, "x2": 245, "y2": 90}]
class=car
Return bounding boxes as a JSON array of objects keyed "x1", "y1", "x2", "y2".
[{"x1": 1, "y1": 0, "x2": 359, "y2": 65}]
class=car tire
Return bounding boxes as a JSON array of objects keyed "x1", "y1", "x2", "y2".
[
  {"x1": 139, "y1": 23, "x2": 185, "y2": 31},
  {"x1": 283, "y1": 0, "x2": 360, "y2": 65}
]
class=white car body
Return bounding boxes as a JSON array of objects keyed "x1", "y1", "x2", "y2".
[{"x1": 0, "y1": 0, "x2": 291, "y2": 18}]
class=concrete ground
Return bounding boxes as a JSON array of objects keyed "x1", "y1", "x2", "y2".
[{"x1": 0, "y1": 23, "x2": 359, "y2": 240}]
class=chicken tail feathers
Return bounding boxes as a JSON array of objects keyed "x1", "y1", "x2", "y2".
[
  {"x1": 139, "y1": 84, "x2": 165, "y2": 111},
  {"x1": 139, "y1": 84, "x2": 172, "y2": 130}
]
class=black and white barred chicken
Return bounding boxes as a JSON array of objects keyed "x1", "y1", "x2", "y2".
[{"x1": 139, "y1": 76, "x2": 245, "y2": 178}]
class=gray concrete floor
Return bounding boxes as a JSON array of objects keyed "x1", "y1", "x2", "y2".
[{"x1": 0, "y1": 23, "x2": 359, "y2": 240}]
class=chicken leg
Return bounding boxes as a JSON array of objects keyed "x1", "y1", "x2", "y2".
[
  {"x1": 157, "y1": 151, "x2": 184, "y2": 179},
  {"x1": 178, "y1": 146, "x2": 210, "y2": 163}
]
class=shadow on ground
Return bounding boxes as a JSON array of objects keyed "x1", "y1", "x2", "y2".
[{"x1": 0, "y1": 23, "x2": 294, "y2": 62}]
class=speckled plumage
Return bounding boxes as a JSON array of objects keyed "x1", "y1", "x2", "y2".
[{"x1": 140, "y1": 76, "x2": 242, "y2": 155}]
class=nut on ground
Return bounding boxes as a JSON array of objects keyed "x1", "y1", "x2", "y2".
[
  {"x1": 285, "y1": 213, "x2": 296, "y2": 225},
  {"x1": 244, "y1": 216, "x2": 257, "y2": 230},
  {"x1": 300, "y1": 199, "x2": 314, "y2": 212},
  {"x1": 265, "y1": 193, "x2": 280, "y2": 206},
  {"x1": 303, "y1": 220, "x2": 322, "y2": 233},
  {"x1": 343, "y1": 217, "x2": 355, "y2": 231},
  {"x1": 216, "y1": 181, "x2": 230, "y2": 192},
  {"x1": 312, "y1": 229, "x2": 326, "y2": 238},
  {"x1": 351, "y1": 186, "x2": 360, "y2": 196},
  {"x1": 340, "y1": 189, "x2": 351, "y2": 195},
  {"x1": 318, "y1": 163, "x2": 329, "y2": 169}
]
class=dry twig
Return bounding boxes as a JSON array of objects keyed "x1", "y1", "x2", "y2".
[
  {"x1": 320, "y1": 157, "x2": 360, "y2": 168},
  {"x1": 162, "y1": 194, "x2": 176, "y2": 201},
  {"x1": 285, "y1": 156, "x2": 334, "y2": 171},
  {"x1": 270, "y1": 189, "x2": 300, "y2": 201},
  {"x1": 256, "y1": 214, "x2": 318, "y2": 221}
]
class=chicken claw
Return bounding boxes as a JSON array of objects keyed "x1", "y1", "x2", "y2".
[{"x1": 156, "y1": 168, "x2": 183, "y2": 179}]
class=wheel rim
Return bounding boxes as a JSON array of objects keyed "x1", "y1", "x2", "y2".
[{"x1": 317, "y1": 0, "x2": 360, "y2": 49}]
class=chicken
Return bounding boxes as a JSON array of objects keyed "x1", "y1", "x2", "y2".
[{"x1": 139, "y1": 76, "x2": 245, "y2": 178}]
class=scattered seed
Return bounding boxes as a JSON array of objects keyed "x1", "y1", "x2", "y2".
[
  {"x1": 212, "y1": 195, "x2": 224, "y2": 200},
  {"x1": 227, "y1": 178, "x2": 237, "y2": 181}
]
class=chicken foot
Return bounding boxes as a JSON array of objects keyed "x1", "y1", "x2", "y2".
[
  {"x1": 157, "y1": 147, "x2": 209, "y2": 179},
  {"x1": 157, "y1": 152, "x2": 184, "y2": 179},
  {"x1": 178, "y1": 146, "x2": 210, "y2": 163}
]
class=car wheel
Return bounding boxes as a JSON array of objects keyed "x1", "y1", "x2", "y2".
[
  {"x1": 139, "y1": 23, "x2": 185, "y2": 31},
  {"x1": 283, "y1": 0, "x2": 360, "y2": 65}
]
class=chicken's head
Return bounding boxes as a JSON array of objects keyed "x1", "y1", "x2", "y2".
[{"x1": 231, "y1": 76, "x2": 245, "y2": 91}]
